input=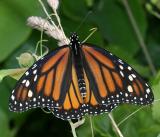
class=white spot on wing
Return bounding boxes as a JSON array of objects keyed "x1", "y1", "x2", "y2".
[
  {"x1": 25, "y1": 71, "x2": 29, "y2": 76},
  {"x1": 20, "y1": 103, "x2": 22, "y2": 107},
  {"x1": 34, "y1": 75, "x2": 38, "y2": 81},
  {"x1": 120, "y1": 71, "x2": 124, "y2": 77},
  {"x1": 128, "y1": 66, "x2": 132, "y2": 70},
  {"x1": 125, "y1": 93, "x2": 128, "y2": 97},
  {"x1": 128, "y1": 85, "x2": 133, "y2": 92},
  {"x1": 119, "y1": 65, "x2": 123, "y2": 70},
  {"x1": 28, "y1": 90, "x2": 33, "y2": 97},
  {"x1": 11, "y1": 95, "x2": 15, "y2": 100},
  {"x1": 25, "y1": 80, "x2": 30, "y2": 87},
  {"x1": 22, "y1": 80, "x2": 26, "y2": 84},
  {"x1": 128, "y1": 75, "x2": 133, "y2": 81},
  {"x1": 146, "y1": 88, "x2": 150, "y2": 94},
  {"x1": 33, "y1": 98, "x2": 36, "y2": 102},
  {"x1": 33, "y1": 70, "x2": 37, "y2": 74},
  {"x1": 131, "y1": 74, "x2": 136, "y2": 78}
]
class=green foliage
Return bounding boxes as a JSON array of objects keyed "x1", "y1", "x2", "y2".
[
  {"x1": 0, "y1": 0, "x2": 160, "y2": 137},
  {"x1": 0, "y1": 109, "x2": 12, "y2": 137},
  {"x1": 152, "y1": 71, "x2": 160, "y2": 123}
]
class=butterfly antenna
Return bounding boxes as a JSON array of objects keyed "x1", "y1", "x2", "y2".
[
  {"x1": 82, "y1": 27, "x2": 98, "y2": 43},
  {"x1": 74, "y1": 11, "x2": 93, "y2": 32}
]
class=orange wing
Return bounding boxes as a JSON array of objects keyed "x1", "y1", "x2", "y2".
[
  {"x1": 81, "y1": 44, "x2": 154, "y2": 108},
  {"x1": 9, "y1": 45, "x2": 85, "y2": 120},
  {"x1": 9, "y1": 46, "x2": 73, "y2": 112},
  {"x1": 51, "y1": 65, "x2": 84, "y2": 120}
]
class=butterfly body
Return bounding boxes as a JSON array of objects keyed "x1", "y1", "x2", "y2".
[
  {"x1": 9, "y1": 33, "x2": 154, "y2": 120},
  {"x1": 70, "y1": 34, "x2": 86, "y2": 98}
]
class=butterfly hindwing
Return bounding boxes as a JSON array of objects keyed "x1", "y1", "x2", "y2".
[
  {"x1": 50, "y1": 65, "x2": 85, "y2": 120},
  {"x1": 9, "y1": 46, "x2": 72, "y2": 112},
  {"x1": 9, "y1": 34, "x2": 154, "y2": 120},
  {"x1": 81, "y1": 44, "x2": 154, "y2": 108}
]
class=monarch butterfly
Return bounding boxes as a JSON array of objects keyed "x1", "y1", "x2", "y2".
[{"x1": 9, "y1": 33, "x2": 154, "y2": 120}]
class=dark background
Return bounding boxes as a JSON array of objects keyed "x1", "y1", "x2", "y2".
[{"x1": 0, "y1": 0, "x2": 160, "y2": 137}]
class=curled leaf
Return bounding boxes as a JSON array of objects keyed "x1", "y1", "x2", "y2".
[{"x1": 0, "y1": 68, "x2": 27, "y2": 82}]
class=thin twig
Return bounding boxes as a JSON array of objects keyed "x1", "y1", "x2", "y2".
[
  {"x1": 89, "y1": 116, "x2": 94, "y2": 137},
  {"x1": 38, "y1": 0, "x2": 58, "y2": 30},
  {"x1": 118, "y1": 107, "x2": 144, "y2": 126},
  {"x1": 108, "y1": 113, "x2": 124, "y2": 137},
  {"x1": 121, "y1": 0, "x2": 156, "y2": 76},
  {"x1": 54, "y1": 10, "x2": 69, "y2": 44},
  {"x1": 154, "y1": 99, "x2": 160, "y2": 102},
  {"x1": 69, "y1": 120, "x2": 78, "y2": 137},
  {"x1": 38, "y1": 0, "x2": 69, "y2": 45},
  {"x1": 118, "y1": 99, "x2": 160, "y2": 127},
  {"x1": 69, "y1": 119, "x2": 85, "y2": 137}
]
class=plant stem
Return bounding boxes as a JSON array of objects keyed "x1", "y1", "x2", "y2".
[
  {"x1": 108, "y1": 113, "x2": 124, "y2": 137},
  {"x1": 89, "y1": 116, "x2": 94, "y2": 137},
  {"x1": 38, "y1": 0, "x2": 57, "y2": 29},
  {"x1": 121, "y1": 0, "x2": 156, "y2": 76},
  {"x1": 118, "y1": 107, "x2": 144, "y2": 126},
  {"x1": 38, "y1": 0, "x2": 69, "y2": 45},
  {"x1": 69, "y1": 119, "x2": 85, "y2": 137}
]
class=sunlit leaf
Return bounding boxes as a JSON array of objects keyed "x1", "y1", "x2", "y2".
[{"x1": 0, "y1": 68, "x2": 27, "y2": 82}]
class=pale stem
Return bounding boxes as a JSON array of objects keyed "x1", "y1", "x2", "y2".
[
  {"x1": 118, "y1": 99, "x2": 160, "y2": 126},
  {"x1": 69, "y1": 119, "x2": 85, "y2": 137},
  {"x1": 108, "y1": 113, "x2": 124, "y2": 137},
  {"x1": 154, "y1": 99, "x2": 160, "y2": 102},
  {"x1": 38, "y1": 0, "x2": 69, "y2": 45},
  {"x1": 118, "y1": 107, "x2": 144, "y2": 126},
  {"x1": 89, "y1": 116, "x2": 94, "y2": 137},
  {"x1": 121, "y1": 0, "x2": 156, "y2": 76},
  {"x1": 38, "y1": 0, "x2": 57, "y2": 29},
  {"x1": 38, "y1": 0, "x2": 68, "y2": 44},
  {"x1": 54, "y1": 10, "x2": 69, "y2": 44}
]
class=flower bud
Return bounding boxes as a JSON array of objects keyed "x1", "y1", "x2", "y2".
[
  {"x1": 17, "y1": 52, "x2": 35, "y2": 68},
  {"x1": 47, "y1": 0, "x2": 59, "y2": 10}
]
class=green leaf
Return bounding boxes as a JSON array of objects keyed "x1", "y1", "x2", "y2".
[
  {"x1": 152, "y1": 71, "x2": 160, "y2": 123},
  {"x1": 77, "y1": 115, "x2": 112, "y2": 137},
  {"x1": 91, "y1": 0, "x2": 147, "y2": 56},
  {"x1": 76, "y1": 117, "x2": 93, "y2": 137},
  {"x1": 0, "y1": 0, "x2": 43, "y2": 62},
  {"x1": 0, "y1": 68, "x2": 27, "y2": 82},
  {"x1": 62, "y1": 0, "x2": 88, "y2": 21},
  {"x1": 0, "y1": 108, "x2": 12, "y2": 137},
  {"x1": 93, "y1": 114, "x2": 111, "y2": 136}
]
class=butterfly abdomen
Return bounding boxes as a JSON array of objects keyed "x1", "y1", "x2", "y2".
[
  {"x1": 70, "y1": 33, "x2": 87, "y2": 98},
  {"x1": 78, "y1": 78, "x2": 86, "y2": 98}
]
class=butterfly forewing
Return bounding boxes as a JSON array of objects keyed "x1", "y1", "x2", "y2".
[
  {"x1": 81, "y1": 44, "x2": 154, "y2": 108},
  {"x1": 9, "y1": 34, "x2": 154, "y2": 120},
  {"x1": 9, "y1": 46, "x2": 72, "y2": 112}
]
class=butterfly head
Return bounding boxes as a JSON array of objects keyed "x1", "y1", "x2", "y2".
[{"x1": 69, "y1": 32, "x2": 81, "y2": 47}]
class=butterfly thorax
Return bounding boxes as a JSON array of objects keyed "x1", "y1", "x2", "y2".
[{"x1": 70, "y1": 33, "x2": 86, "y2": 98}]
